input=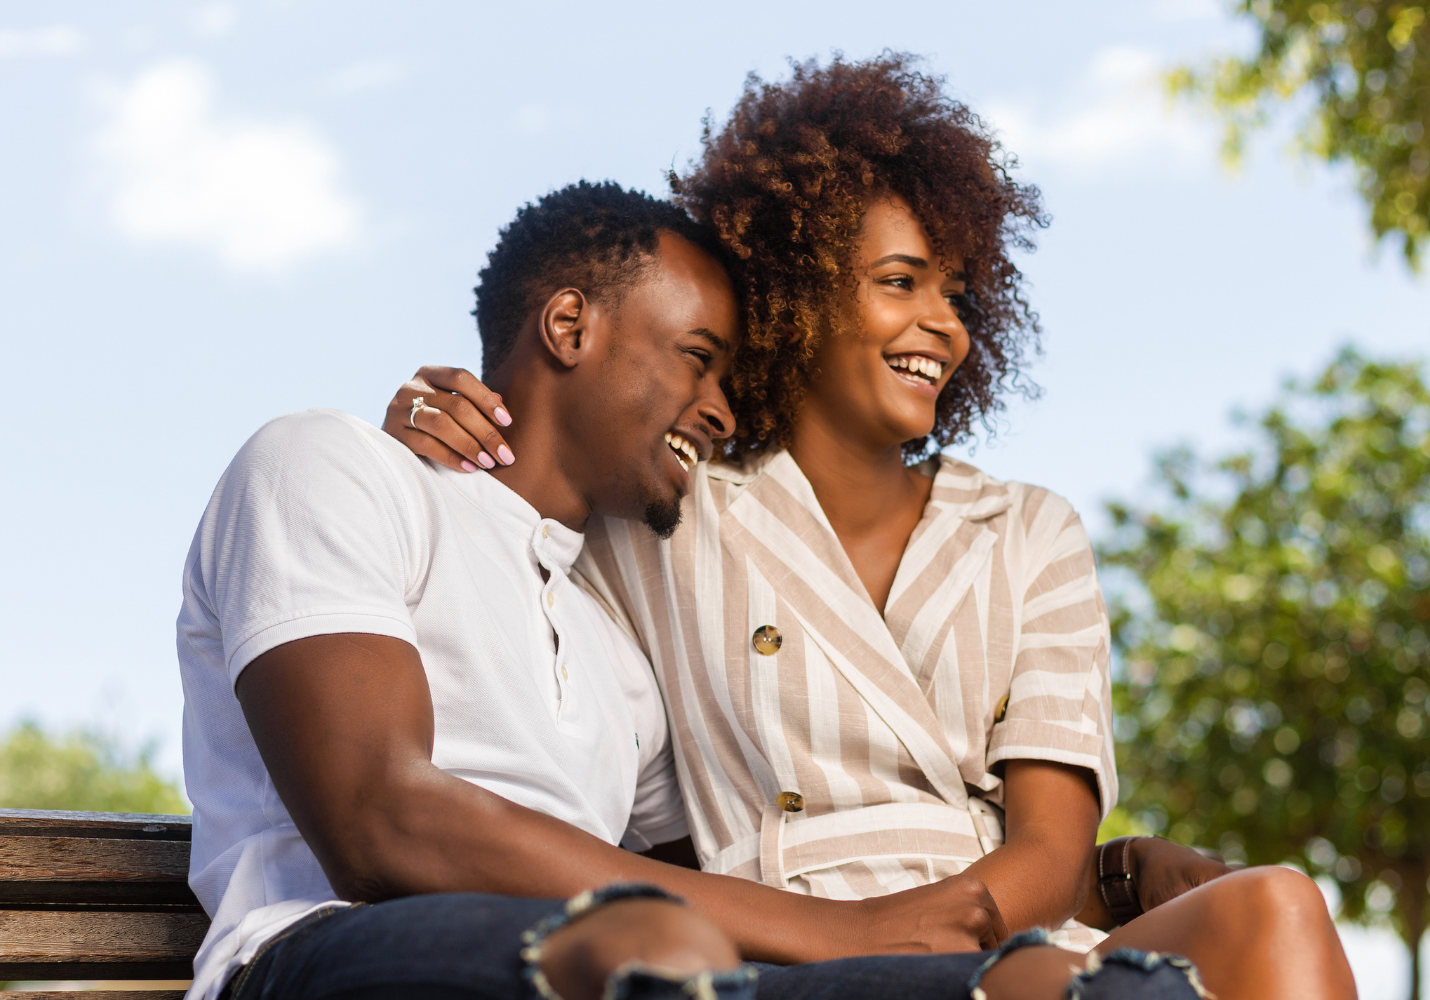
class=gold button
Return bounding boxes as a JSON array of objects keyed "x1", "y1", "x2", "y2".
[
  {"x1": 994, "y1": 693, "x2": 1010, "y2": 723},
  {"x1": 561, "y1": 664, "x2": 568, "y2": 680},
  {"x1": 752, "y1": 625, "x2": 782, "y2": 655},
  {"x1": 547, "y1": 592, "x2": 554, "y2": 607},
  {"x1": 776, "y1": 791, "x2": 804, "y2": 813},
  {"x1": 541, "y1": 524, "x2": 549, "y2": 539}
]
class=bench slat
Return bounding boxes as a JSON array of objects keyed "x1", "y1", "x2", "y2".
[
  {"x1": 0, "y1": 810, "x2": 192, "y2": 841},
  {"x1": 9, "y1": 994, "x2": 187, "y2": 1000},
  {"x1": 0, "y1": 835, "x2": 190, "y2": 882},
  {"x1": 0, "y1": 909, "x2": 208, "y2": 961}
]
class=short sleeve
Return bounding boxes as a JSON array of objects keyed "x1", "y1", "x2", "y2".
[
  {"x1": 986, "y1": 492, "x2": 1118, "y2": 817},
  {"x1": 185, "y1": 409, "x2": 425, "y2": 685}
]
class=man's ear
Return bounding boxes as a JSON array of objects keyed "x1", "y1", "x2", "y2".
[{"x1": 538, "y1": 288, "x2": 595, "y2": 369}]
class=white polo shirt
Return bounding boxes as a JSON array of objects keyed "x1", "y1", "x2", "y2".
[{"x1": 177, "y1": 409, "x2": 686, "y2": 1000}]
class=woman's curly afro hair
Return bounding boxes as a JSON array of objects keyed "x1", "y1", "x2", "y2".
[{"x1": 671, "y1": 53, "x2": 1048, "y2": 461}]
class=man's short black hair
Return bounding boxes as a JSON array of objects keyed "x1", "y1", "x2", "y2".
[{"x1": 473, "y1": 180, "x2": 726, "y2": 377}]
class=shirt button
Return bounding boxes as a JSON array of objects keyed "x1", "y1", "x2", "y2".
[
  {"x1": 752, "y1": 625, "x2": 782, "y2": 655},
  {"x1": 561, "y1": 664, "x2": 568, "y2": 680},
  {"x1": 541, "y1": 524, "x2": 549, "y2": 539},
  {"x1": 994, "y1": 693, "x2": 1010, "y2": 723},
  {"x1": 776, "y1": 791, "x2": 804, "y2": 813},
  {"x1": 547, "y1": 592, "x2": 554, "y2": 607}
]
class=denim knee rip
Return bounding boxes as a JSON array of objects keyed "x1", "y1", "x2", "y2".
[
  {"x1": 519, "y1": 883, "x2": 758, "y2": 1000},
  {"x1": 965, "y1": 927, "x2": 1213, "y2": 1000}
]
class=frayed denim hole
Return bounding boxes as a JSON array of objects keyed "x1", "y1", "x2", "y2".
[
  {"x1": 601, "y1": 961, "x2": 758, "y2": 1000},
  {"x1": 966, "y1": 927, "x2": 1053, "y2": 999},
  {"x1": 521, "y1": 884, "x2": 685, "y2": 1000},
  {"x1": 1066, "y1": 948, "x2": 1215, "y2": 1000}
]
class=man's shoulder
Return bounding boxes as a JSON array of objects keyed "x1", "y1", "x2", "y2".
[
  {"x1": 241, "y1": 408, "x2": 399, "y2": 461},
  {"x1": 232, "y1": 409, "x2": 426, "y2": 489}
]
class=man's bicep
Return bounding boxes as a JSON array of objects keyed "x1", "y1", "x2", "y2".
[{"x1": 236, "y1": 633, "x2": 435, "y2": 869}]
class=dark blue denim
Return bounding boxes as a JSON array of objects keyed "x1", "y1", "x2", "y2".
[
  {"x1": 221, "y1": 893, "x2": 1207, "y2": 1000},
  {"x1": 220, "y1": 888, "x2": 756, "y2": 1000},
  {"x1": 753, "y1": 928, "x2": 1207, "y2": 1000}
]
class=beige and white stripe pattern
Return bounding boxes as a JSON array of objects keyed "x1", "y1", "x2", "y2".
[{"x1": 575, "y1": 450, "x2": 1115, "y2": 940}]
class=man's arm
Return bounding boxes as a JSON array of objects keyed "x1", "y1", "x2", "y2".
[{"x1": 237, "y1": 632, "x2": 1009, "y2": 964}]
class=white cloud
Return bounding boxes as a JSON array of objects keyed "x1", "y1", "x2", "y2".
[
  {"x1": 323, "y1": 58, "x2": 404, "y2": 96},
  {"x1": 0, "y1": 25, "x2": 85, "y2": 58},
  {"x1": 987, "y1": 46, "x2": 1213, "y2": 172},
  {"x1": 191, "y1": 3, "x2": 237, "y2": 38},
  {"x1": 96, "y1": 59, "x2": 362, "y2": 270}
]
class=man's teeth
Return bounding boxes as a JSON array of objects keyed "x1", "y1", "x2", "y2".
[
  {"x1": 664, "y1": 431, "x2": 698, "y2": 472},
  {"x1": 887, "y1": 356, "x2": 944, "y2": 381}
]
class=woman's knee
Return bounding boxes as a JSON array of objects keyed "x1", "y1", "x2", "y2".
[
  {"x1": 538, "y1": 898, "x2": 739, "y2": 1000},
  {"x1": 1200, "y1": 866, "x2": 1334, "y2": 936}
]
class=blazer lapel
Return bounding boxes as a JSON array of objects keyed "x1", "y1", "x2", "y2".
[{"x1": 719, "y1": 452, "x2": 971, "y2": 806}]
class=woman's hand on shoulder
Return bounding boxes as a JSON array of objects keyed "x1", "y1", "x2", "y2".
[{"x1": 382, "y1": 365, "x2": 515, "y2": 472}]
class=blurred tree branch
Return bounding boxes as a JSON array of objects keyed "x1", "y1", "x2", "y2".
[
  {"x1": 1102, "y1": 349, "x2": 1430, "y2": 998},
  {"x1": 1172, "y1": 1, "x2": 1429, "y2": 267}
]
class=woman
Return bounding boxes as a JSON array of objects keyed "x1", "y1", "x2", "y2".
[{"x1": 383, "y1": 56, "x2": 1354, "y2": 999}]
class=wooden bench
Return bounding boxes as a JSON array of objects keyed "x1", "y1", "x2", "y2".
[{"x1": 0, "y1": 808, "x2": 206, "y2": 999}]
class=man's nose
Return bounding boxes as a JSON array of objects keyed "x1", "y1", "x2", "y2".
[{"x1": 697, "y1": 382, "x2": 735, "y2": 442}]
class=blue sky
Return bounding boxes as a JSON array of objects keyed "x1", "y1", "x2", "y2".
[{"x1": 2, "y1": 2, "x2": 1427, "y2": 992}]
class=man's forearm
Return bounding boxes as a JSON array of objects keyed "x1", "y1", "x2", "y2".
[{"x1": 332, "y1": 763, "x2": 850, "y2": 964}]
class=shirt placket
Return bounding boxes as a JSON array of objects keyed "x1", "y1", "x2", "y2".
[{"x1": 532, "y1": 521, "x2": 574, "y2": 698}]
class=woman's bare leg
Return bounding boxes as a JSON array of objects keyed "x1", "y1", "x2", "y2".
[{"x1": 1096, "y1": 865, "x2": 1355, "y2": 1000}]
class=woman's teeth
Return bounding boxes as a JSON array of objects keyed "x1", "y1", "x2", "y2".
[
  {"x1": 887, "y1": 355, "x2": 943, "y2": 384},
  {"x1": 664, "y1": 431, "x2": 699, "y2": 472}
]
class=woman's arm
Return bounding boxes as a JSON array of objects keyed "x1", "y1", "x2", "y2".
[{"x1": 959, "y1": 759, "x2": 1101, "y2": 931}]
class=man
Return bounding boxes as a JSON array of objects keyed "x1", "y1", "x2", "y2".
[{"x1": 178, "y1": 181, "x2": 1008, "y2": 1000}]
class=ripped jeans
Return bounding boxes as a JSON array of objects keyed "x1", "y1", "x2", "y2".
[
  {"x1": 753, "y1": 927, "x2": 1207, "y2": 1000},
  {"x1": 219, "y1": 886, "x2": 1206, "y2": 1000}
]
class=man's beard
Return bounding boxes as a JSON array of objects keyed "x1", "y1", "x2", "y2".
[{"x1": 641, "y1": 494, "x2": 683, "y2": 539}]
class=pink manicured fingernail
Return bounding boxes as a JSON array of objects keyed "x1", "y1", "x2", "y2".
[
  {"x1": 497, "y1": 445, "x2": 515, "y2": 465},
  {"x1": 494, "y1": 407, "x2": 512, "y2": 427},
  {"x1": 477, "y1": 452, "x2": 496, "y2": 469},
  {"x1": 460, "y1": 460, "x2": 478, "y2": 473}
]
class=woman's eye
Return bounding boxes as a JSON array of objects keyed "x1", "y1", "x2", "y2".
[{"x1": 881, "y1": 276, "x2": 913, "y2": 290}]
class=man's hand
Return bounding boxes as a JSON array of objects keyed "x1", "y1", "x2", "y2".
[
  {"x1": 853, "y1": 871, "x2": 1008, "y2": 954},
  {"x1": 1132, "y1": 837, "x2": 1234, "y2": 913},
  {"x1": 383, "y1": 366, "x2": 514, "y2": 472}
]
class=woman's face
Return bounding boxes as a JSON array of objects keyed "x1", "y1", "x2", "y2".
[{"x1": 799, "y1": 193, "x2": 970, "y2": 452}]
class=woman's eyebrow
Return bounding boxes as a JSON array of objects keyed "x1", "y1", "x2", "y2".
[{"x1": 869, "y1": 253, "x2": 928, "y2": 268}]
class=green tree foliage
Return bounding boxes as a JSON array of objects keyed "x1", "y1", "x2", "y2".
[
  {"x1": 1173, "y1": 0, "x2": 1430, "y2": 266},
  {"x1": 0, "y1": 721, "x2": 188, "y2": 815},
  {"x1": 1102, "y1": 350, "x2": 1430, "y2": 996}
]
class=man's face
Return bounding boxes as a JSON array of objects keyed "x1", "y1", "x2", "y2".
[{"x1": 565, "y1": 232, "x2": 740, "y2": 536}]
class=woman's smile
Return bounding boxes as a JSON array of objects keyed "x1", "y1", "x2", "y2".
[{"x1": 883, "y1": 352, "x2": 950, "y2": 396}]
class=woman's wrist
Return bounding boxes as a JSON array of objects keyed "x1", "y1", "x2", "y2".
[{"x1": 1096, "y1": 835, "x2": 1154, "y2": 926}]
